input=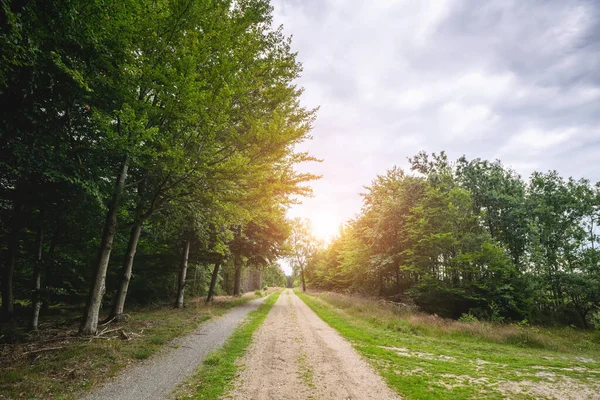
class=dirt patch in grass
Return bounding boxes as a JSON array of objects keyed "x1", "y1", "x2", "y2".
[{"x1": 498, "y1": 377, "x2": 600, "y2": 399}]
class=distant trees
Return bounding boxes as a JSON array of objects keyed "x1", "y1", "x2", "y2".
[
  {"x1": 288, "y1": 218, "x2": 319, "y2": 292},
  {"x1": 306, "y1": 152, "x2": 600, "y2": 327},
  {"x1": 0, "y1": 0, "x2": 316, "y2": 333}
]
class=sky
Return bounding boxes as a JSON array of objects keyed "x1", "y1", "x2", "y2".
[{"x1": 271, "y1": 0, "x2": 600, "y2": 249}]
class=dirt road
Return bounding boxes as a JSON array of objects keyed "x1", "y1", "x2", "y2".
[{"x1": 227, "y1": 289, "x2": 400, "y2": 400}]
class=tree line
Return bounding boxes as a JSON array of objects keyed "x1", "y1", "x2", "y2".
[
  {"x1": 0, "y1": 0, "x2": 317, "y2": 334},
  {"x1": 305, "y1": 152, "x2": 600, "y2": 328}
]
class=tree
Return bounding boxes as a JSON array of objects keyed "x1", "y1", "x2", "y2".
[{"x1": 289, "y1": 218, "x2": 319, "y2": 292}]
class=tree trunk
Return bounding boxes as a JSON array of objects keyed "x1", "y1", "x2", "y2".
[
  {"x1": 300, "y1": 266, "x2": 306, "y2": 292},
  {"x1": 233, "y1": 254, "x2": 242, "y2": 296},
  {"x1": 108, "y1": 222, "x2": 142, "y2": 322},
  {"x1": 258, "y1": 268, "x2": 262, "y2": 290},
  {"x1": 1, "y1": 199, "x2": 22, "y2": 321},
  {"x1": 223, "y1": 270, "x2": 230, "y2": 294},
  {"x1": 175, "y1": 239, "x2": 190, "y2": 308},
  {"x1": 30, "y1": 220, "x2": 44, "y2": 330},
  {"x1": 206, "y1": 261, "x2": 221, "y2": 302},
  {"x1": 79, "y1": 156, "x2": 129, "y2": 335},
  {"x1": 192, "y1": 265, "x2": 198, "y2": 297},
  {"x1": 42, "y1": 209, "x2": 63, "y2": 315}
]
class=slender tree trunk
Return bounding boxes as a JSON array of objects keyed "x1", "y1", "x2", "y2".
[
  {"x1": 2, "y1": 199, "x2": 22, "y2": 321},
  {"x1": 233, "y1": 254, "x2": 242, "y2": 296},
  {"x1": 580, "y1": 309, "x2": 589, "y2": 329},
  {"x1": 30, "y1": 220, "x2": 44, "y2": 330},
  {"x1": 258, "y1": 268, "x2": 262, "y2": 290},
  {"x1": 108, "y1": 222, "x2": 142, "y2": 321},
  {"x1": 206, "y1": 261, "x2": 221, "y2": 302},
  {"x1": 300, "y1": 266, "x2": 306, "y2": 292},
  {"x1": 192, "y1": 265, "x2": 198, "y2": 297},
  {"x1": 79, "y1": 156, "x2": 129, "y2": 335},
  {"x1": 175, "y1": 239, "x2": 190, "y2": 308},
  {"x1": 223, "y1": 270, "x2": 230, "y2": 294},
  {"x1": 42, "y1": 209, "x2": 63, "y2": 315}
]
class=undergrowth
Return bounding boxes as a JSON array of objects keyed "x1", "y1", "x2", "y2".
[{"x1": 0, "y1": 294, "x2": 263, "y2": 400}]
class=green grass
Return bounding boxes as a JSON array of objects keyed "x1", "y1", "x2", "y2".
[
  {"x1": 0, "y1": 294, "x2": 263, "y2": 400},
  {"x1": 174, "y1": 290, "x2": 282, "y2": 399},
  {"x1": 296, "y1": 290, "x2": 600, "y2": 400}
]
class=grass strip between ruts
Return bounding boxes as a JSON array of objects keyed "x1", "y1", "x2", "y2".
[{"x1": 173, "y1": 289, "x2": 283, "y2": 399}]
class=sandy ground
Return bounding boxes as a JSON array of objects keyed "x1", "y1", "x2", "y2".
[
  {"x1": 227, "y1": 289, "x2": 400, "y2": 400},
  {"x1": 84, "y1": 296, "x2": 266, "y2": 400}
]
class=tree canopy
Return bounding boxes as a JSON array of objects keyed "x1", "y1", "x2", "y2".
[
  {"x1": 305, "y1": 152, "x2": 600, "y2": 327},
  {"x1": 0, "y1": 0, "x2": 317, "y2": 333}
]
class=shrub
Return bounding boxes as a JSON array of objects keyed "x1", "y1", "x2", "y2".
[
  {"x1": 489, "y1": 301, "x2": 505, "y2": 323},
  {"x1": 458, "y1": 313, "x2": 478, "y2": 323},
  {"x1": 592, "y1": 310, "x2": 600, "y2": 331},
  {"x1": 254, "y1": 289, "x2": 263, "y2": 297},
  {"x1": 263, "y1": 285, "x2": 268, "y2": 291}
]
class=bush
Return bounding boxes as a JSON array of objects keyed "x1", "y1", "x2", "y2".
[
  {"x1": 254, "y1": 289, "x2": 263, "y2": 297},
  {"x1": 263, "y1": 285, "x2": 268, "y2": 291},
  {"x1": 489, "y1": 301, "x2": 505, "y2": 323},
  {"x1": 458, "y1": 313, "x2": 478, "y2": 323},
  {"x1": 592, "y1": 310, "x2": 600, "y2": 331}
]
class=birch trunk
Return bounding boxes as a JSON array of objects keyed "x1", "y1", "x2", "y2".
[
  {"x1": 108, "y1": 222, "x2": 142, "y2": 321},
  {"x1": 175, "y1": 239, "x2": 190, "y2": 308},
  {"x1": 79, "y1": 156, "x2": 129, "y2": 335},
  {"x1": 30, "y1": 221, "x2": 44, "y2": 330}
]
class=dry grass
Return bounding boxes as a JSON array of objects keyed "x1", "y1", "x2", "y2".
[{"x1": 308, "y1": 290, "x2": 599, "y2": 353}]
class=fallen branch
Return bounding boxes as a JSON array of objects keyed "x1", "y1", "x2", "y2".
[
  {"x1": 88, "y1": 336, "x2": 118, "y2": 340},
  {"x1": 23, "y1": 346, "x2": 64, "y2": 355},
  {"x1": 99, "y1": 317, "x2": 115, "y2": 327},
  {"x1": 96, "y1": 327, "x2": 123, "y2": 337}
]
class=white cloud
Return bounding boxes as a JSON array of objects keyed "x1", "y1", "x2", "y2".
[{"x1": 273, "y1": 0, "x2": 600, "y2": 232}]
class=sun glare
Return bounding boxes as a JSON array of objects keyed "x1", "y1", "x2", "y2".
[{"x1": 308, "y1": 213, "x2": 341, "y2": 243}]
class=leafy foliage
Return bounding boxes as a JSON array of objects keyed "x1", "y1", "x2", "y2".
[
  {"x1": 306, "y1": 152, "x2": 600, "y2": 327},
  {"x1": 0, "y1": 0, "x2": 315, "y2": 329}
]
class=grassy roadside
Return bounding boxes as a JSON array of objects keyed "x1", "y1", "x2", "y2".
[
  {"x1": 296, "y1": 290, "x2": 600, "y2": 400},
  {"x1": 0, "y1": 293, "x2": 267, "y2": 400},
  {"x1": 173, "y1": 289, "x2": 283, "y2": 400}
]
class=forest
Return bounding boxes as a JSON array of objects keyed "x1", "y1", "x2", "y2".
[
  {"x1": 305, "y1": 152, "x2": 600, "y2": 329},
  {"x1": 2, "y1": 1, "x2": 600, "y2": 399},
  {"x1": 1, "y1": 0, "x2": 599, "y2": 342},
  {"x1": 0, "y1": 0, "x2": 316, "y2": 335}
]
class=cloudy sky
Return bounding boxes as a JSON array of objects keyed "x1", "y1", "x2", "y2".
[{"x1": 272, "y1": 0, "x2": 600, "y2": 241}]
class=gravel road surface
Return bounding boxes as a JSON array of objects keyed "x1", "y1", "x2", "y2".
[
  {"x1": 84, "y1": 296, "x2": 266, "y2": 400},
  {"x1": 227, "y1": 289, "x2": 400, "y2": 400}
]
